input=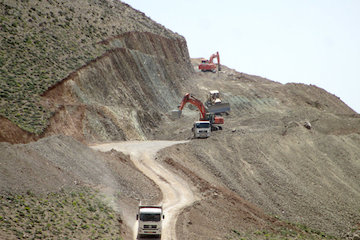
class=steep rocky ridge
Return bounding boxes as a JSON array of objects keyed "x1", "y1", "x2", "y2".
[{"x1": 39, "y1": 31, "x2": 193, "y2": 143}]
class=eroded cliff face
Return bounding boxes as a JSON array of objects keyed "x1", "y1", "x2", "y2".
[{"x1": 41, "y1": 31, "x2": 193, "y2": 143}]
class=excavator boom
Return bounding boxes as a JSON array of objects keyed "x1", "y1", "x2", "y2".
[
  {"x1": 172, "y1": 93, "x2": 224, "y2": 124},
  {"x1": 173, "y1": 93, "x2": 207, "y2": 119},
  {"x1": 198, "y1": 51, "x2": 221, "y2": 72},
  {"x1": 209, "y1": 52, "x2": 220, "y2": 65}
]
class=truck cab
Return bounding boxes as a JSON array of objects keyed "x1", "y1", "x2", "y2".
[
  {"x1": 137, "y1": 205, "x2": 164, "y2": 238},
  {"x1": 192, "y1": 120, "x2": 211, "y2": 138}
]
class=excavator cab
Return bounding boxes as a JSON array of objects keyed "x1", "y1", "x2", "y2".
[
  {"x1": 198, "y1": 52, "x2": 220, "y2": 72},
  {"x1": 209, "y1": 90, "x2": 221, "y2": 104},
  {"x1": 201, "y1": 59, "x2": 209, "y2": 64}
]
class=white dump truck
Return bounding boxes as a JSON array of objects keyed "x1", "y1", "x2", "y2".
[
  {"x1": 136, "y1": 204, "x2": 164, "y2": 238},
  {"x1": 192, "y1": 120, "x2": 211, "y2": 138}
]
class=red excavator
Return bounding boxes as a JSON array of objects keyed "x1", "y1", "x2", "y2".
[
  {"x1": 198, "y1": 51, "x2": 221, "y2": 73},
  {"x1": 172, "y1": 93, "x2": 224, "y2": 138}
]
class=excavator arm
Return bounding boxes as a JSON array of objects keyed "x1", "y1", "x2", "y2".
[
  {"x1": 209, "y1": 52, "x2": 220, "y2": 65},
  {"x1": 178, "y1": 93, "x2": 207, "y2": 119}
]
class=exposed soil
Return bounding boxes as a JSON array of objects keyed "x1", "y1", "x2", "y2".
[{"x1": 0, "y1": 117, "x2": 39, "y2": 144}]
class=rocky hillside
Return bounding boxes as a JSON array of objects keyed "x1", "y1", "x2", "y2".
[
  {"x1": 0, "y1": 0, "x2": 191, "y2": 140},
  {"x1": 40, "y1": 31, "x2": 192, "y2": 143}
]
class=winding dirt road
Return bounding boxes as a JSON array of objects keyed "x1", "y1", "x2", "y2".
[{"x1": 91, "y1": 141, "x2": 198, "y2": 240}]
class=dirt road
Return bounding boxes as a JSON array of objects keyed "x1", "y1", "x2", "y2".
[{"x1": 91, "y1": 141, "x2": 198, "y2": 240}]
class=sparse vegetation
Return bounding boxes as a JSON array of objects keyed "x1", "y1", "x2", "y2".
[{"x1": 0, "y1": 188, "x2": 123, "y2": 239}]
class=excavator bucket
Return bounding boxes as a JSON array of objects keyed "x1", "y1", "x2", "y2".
[
  {"x1": 171, "y1": 109, "x2": 182, "y2": 119},
  {"x1": 207, "y1": 103, "x2": 230, "y2": 114}
]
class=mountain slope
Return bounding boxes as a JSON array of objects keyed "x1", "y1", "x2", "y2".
[
  {"x1": 154, "y1": 63, "x2": 360, "y2": 238},
  {"x1": 0, "y1": 0, "x2": 189, "y2": 138},
  {"x1": 1, "y1": 0, "x2": 360, "y2": 239}
]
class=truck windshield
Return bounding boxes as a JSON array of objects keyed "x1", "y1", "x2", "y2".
[
  {"x1": 140, "y1": 213, "x2": 161, "y2": 222},
  {"x1": 196, "y1": 123, "x2": 210, "y2": 128}
]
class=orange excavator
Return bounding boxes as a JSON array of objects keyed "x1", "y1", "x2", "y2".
[
  {"x1": 198, "y1": 51, "x2": 221, "y2": 73},
  {"x1": 172, "y1": 93, "x2": 224, "y2": 137}
]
